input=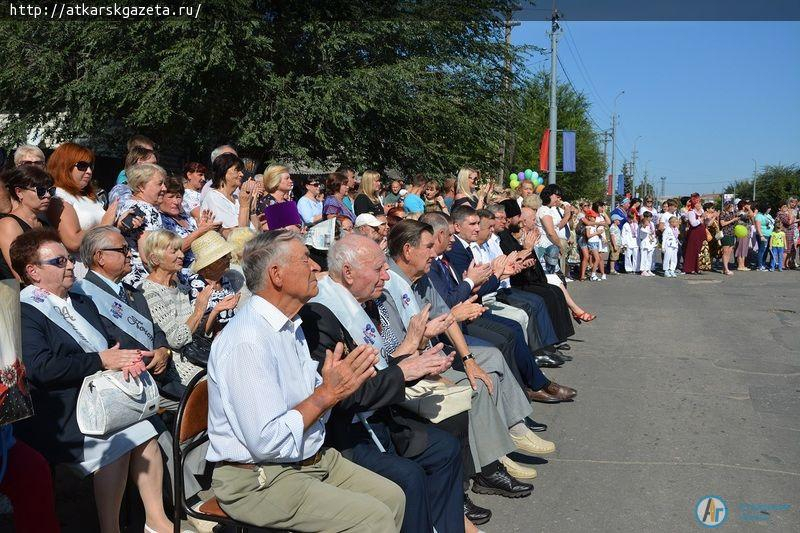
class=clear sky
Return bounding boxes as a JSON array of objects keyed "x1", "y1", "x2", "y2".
[{"x1": 512, "y1": 21, "x2": 800, "y2": 197}]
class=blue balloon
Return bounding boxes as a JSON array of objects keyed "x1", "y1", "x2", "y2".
[
  {"x1": 531, "y1": 171, "x2": 539, "y2": 180},
  {"x1": 517, "y1": 171, "x2": 525, "y2": 181}
]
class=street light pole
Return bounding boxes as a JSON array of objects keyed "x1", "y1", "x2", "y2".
[
  {"x1": 610, "y1": 90, "x2": 624, "y2": 209},
  {"x1": 547, "y1": 9, "x2": 560, "y2": 185},
  {"x1": 752, "y1": 159, "x2": 757, "y2": 201}
]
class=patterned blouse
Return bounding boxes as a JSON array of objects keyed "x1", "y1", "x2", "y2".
[
  {"x1": 719, "y1": 210, "x2": 737, "y2": 237},
  {"x1": 160, "y1": 212, "x2": 198, "y2": 269},
  {"x1": 119, "y1": 199, "x2": 162, "y2": 287},
  {"x1": 186, "y1": 273, "x2": 237, "y2": 325}
]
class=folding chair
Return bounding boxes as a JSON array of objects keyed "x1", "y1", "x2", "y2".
[{"x1": 172, "y1": 370, "x2": 249, "y2": 533}]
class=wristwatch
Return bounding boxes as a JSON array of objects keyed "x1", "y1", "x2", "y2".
[{"x1": 461, "y1": 353, "x2": 475, "y2": 362}]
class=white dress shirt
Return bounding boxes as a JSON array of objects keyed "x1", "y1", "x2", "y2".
[
  {"x1": 482, "y1": 234, "x2": 511, "y2": 289},
  {"x1": 206, "y1": 295, "x2": 327, "y2": 464}
]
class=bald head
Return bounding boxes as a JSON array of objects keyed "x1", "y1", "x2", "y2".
[
  {"x1": 520, "y1": 206, "x2": 536, "y2": 229},
  {"x1": 327, "y1": 234, "x2": 389, "y2": 302}
]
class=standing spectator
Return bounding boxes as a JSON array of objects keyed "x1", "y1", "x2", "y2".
[
  {"x1": 535, "y1": 184, "x2": 573, "y2": 272},
  {"x1": 608, "y1": 214, "x2": 623, "y2": 274},
  {"x1": 12, "y1": 144, "x2": 46, "y2": 168},
  {"x1": 255, "y1": 164, "x2": 293, "y2": 213},
  {"x1": 423, "y1": 179, "x2": 449, "y2": 213},
  {"x1": 0, "y1": 166, "x2": 54, "y2": 280},
  {"x1": 200, "y1": 144, "x2": 238, "y2": 201},
  {"x1": 336, "y1": 165, "x2": 358, "y2": 213},
  {"x1": 621, "y1": 211, "x2": 640, "y2": 273},
  {"x1": 354, "y1": 170, "x2": 385, "y2": 216},
  {"x1": 108, "y1": 145, "x2": 159, "y2": 206},
  {"x1": 115, "y1": 134, "x2": 155, "y2": 185},
  {"x1": 662, "y1": 216, "x2": 681, "y2": 277},
  {"x1": 516, "y1": 181, "x2": 534, "y2": 207},
  {"x1": 734, "y1": 200, "x2": 754, "y2": 271},
  {"x1": 754, "y1": 203, "x2": 774, "y2": 271},
  {"x1": 638, "y1": 211, "x2": 657, "y2": 276},
  {"x1": 682, "y1": 193, "x2": 706, "y2": 274},
  {"x1": 770, "y1": 221, "x2": 786, "y2": 271},
  {"x1": 200, "y1": 153, "x2": 254, "y2": 234},
  {"x1": 775, "y1": 201, "x2": 796, "y2": 269},
  {"x1": 47, "y1": 142, "x2": 118, "y2": 277},
  {"x1": 401, "y1": 174, "x2": 427, "y2": 215},
  {"x1": 182, "y1": 162, "x2": 207, "y2": 220},
  {"x1": 118, "y1": 164, "x2": 167, "y2": 287},
  {"x1": 323, "y1": 172, "x2": 356, "y2": 223},
  {"x1": 384, "y1": 179, "x2": 403, "y2": 207},
  {"x1": 296, "y1": 175, "x2": 324, "y2": 225},
  {"x1": 718, "y1": 201, "x2": 738, "y2": 275},
  {"x1": 453, "y1": 167, "x2": 491, "y2": 210},
  {"x1": 442, "y1": 177, "x2": 457, "y2": 211},
  {"x1": 699, "y1": 203, "x2": 720, "y2": 271}
]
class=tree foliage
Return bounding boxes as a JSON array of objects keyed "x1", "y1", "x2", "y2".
[
  {"x1": 0, "y1": 0, "x2": 524, "y2": 174},
  {"x1": 724, "y1": 164, "x2": 800, "y2": 209},
  {"x1": 509, "y1": 72, "x2": 606, "y2": 201}
]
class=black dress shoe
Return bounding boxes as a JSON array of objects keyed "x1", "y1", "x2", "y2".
[
  {"x1": 472, "y1": 465, "x2": 533, "y2": 498},
  {"x1": 524, "y1": 417, "x2": 548, "y2": 432},
  {"x1": 464, "y1": 494, "x2": 492, "y2": 525},
  {"x1": 534, "y1": 354, "x2": 563, "y2": 368},
  {"x1": 553, "y1": 350, "x2": 573, "y2": 361},
  {"x1": 557, "y1": 343, "x2": 571, "y2": 351}
]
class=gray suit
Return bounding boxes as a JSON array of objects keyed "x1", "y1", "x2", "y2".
[{"x1": 384, "y1": 261, "x2": 533, "y2": 469}]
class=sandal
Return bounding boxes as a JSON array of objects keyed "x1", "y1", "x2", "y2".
[{"x1": 572, "y1": 311, "x2": 596, "y2": 323}]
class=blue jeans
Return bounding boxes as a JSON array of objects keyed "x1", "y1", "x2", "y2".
[
  {"x1": 757, "y1": 238, "x2": 770, "y2": 268},
  {"x1": 771, "y1": 247, "x2": 784, "y2": 270}
]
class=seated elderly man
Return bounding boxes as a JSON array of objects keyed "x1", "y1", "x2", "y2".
[
  {"x1": 72, "y1": 225, "x2": 184, "y2": 403},
  {"x1": 385, "y1": 220, "x2": 556, "y2": 493},
  {"x1": 300, "y1": 233, "x2": 472, "y2": 532},
  {"x1": 206, "y1": 230, "x2": 405, "y2": 532}
]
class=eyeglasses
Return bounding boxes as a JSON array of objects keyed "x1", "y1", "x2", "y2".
[
  {"x1": 38, "y1": 256, "x2": 68, "y2": 268},
  {"x1": 308, "y1": 182, "x2": 320, "y2": 187},
  {"x1": 101, "y1": 246, "x2": 130, "y2": 256},
  {"x1": 74, "y1": 161, "x2": 93, "y2": 172},
  {"x1": 19, "y1": 160, "x2": 45, "y2": 168},
  {"x1": 25, "y1": 186, "x2": 57, "y2": 199}
]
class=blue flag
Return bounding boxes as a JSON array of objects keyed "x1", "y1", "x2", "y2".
[
  {"x1": 617, "y1": 174, "x2": 625, "y2": 194},
  {"x1": 562, "y1": 130, "x2": 576, "y2": 172}
]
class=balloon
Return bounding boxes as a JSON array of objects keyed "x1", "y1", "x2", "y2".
[
  {"x1": 535, "y1": 184, "x2": 545, "y2": 193},
  {"x1": 510, "y1": 179, "x2": 520, "y2": 189},
  {"x1": 508, "y1": 173, "x2": 517, "y2": 182},
  {"x1": 531, "y1": 171, "x2": 539, "y2": 180},
  {"x1": 734, "y1": 224, "x2": 748, "y2": 238},
  {"x1": 534, "y1": 177, "x2": 542, "y2": 185},
  {"x1": 524, "y1": 169, "x2": 533, "y2": 179},
  {"x1": 517, "y1": 171, "x2": 525, "y2": 181}
]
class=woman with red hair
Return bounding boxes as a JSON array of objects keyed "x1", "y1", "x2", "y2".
[
  {"x1": 682, "y1": 193, "x2": 706, "y2": 274},
  {"x1": 47, "y1": 142, "x2": 117, "y2": 276}
]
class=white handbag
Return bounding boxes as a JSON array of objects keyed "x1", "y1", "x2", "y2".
[
  {"x1": 401, "y1": 378, "x2": 472, "y2": 423},
  {"x1": 76, "y1": 370, "x2": 160, "y2": 436}
]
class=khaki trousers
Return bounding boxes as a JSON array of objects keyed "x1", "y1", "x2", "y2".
[{"x1": 211, "y1": 447, "x2": 405, "y2": 532}]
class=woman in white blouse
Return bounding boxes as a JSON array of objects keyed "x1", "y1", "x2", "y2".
[{"x1": 200, "y1": 153, "x2": 254, "y2": 236}]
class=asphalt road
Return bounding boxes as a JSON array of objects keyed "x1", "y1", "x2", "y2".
[
  {"x1": 471, "y1": 270, "x2": 800, "y2": 532},
  {"x1": 2, "y1": 270, "x2": 798, "y2": 532}
]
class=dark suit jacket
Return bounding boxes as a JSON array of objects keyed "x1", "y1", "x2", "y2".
[
  {"x1": 83, "y1": 271, "x2": 184, "y2": 399},
  {"x1": 299, "y1": 302, "x2": 430, "y2": 458},
  {"x1": 427, "y1": 258, "x2": 472, "y2": 309},
  {"x1": 15, "y1": 291, "x2": 111, "y2": 464},
  {"x1": 83, "y1": 270, "x2": 169, "y2": 351},
  {"x1": 496, "y1": 230, "x2": 548, "y2": 286},
  {"x1": 444, "y1": 237, "x2": 500, "y2": 300}
]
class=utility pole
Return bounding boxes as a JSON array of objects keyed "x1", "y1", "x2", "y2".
[
  {"x1": 547, "y1": 5, "x2": 560, "y2": 185},
  {"x1": 751, "y1": 159, "x2": 757, "y2": 201},
  {"x1": 660, "y1": 176, "x2": 666, "y2": 198},
  {"x1": 498, "y1": 11, "x2": 519, "y2": 186},
  {"x1": 610, "y1": 90, "x2": 624, "y2": 208},
  {"x1": 631, "y1": 135, "x2": 642, "y2": 196}
]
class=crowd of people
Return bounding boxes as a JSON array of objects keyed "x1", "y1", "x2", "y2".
[{"x1": 0, "y1": 137, "x2": 796, "y2": 533}]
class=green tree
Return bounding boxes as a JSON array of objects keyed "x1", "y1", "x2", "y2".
[
  {"x1": 509, "y1": 72, "x2": 606, "y2": 201},
  {"x1": 0, "y1": 0, "x2": 523, "y2": 175},
  {"x1": 724, "y1": 164, "x2": 800, "y2": 208}
]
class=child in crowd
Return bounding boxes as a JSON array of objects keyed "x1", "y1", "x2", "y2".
[
  {"x1": 585, "y1": 208, "x2": 605, "y2": 281},
  {"x1": 770, "y1": 221, "x2": 786, "y2": 271},
  {"x1": 638, "y1": 211, "x2": 657, "y2": 276},
  {"x1": 662, "y1": 216, "x2": 680, "y2": 277},
  {"x1": 621, "y1": 211, "x2": 639, "y2": 273},
  {"x1": 608, "y1": 215, "x2": 622, "y2": 274}
]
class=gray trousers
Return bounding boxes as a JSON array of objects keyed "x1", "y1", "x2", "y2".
[{"x1": 443, "y1": 343, "x2": 533, "y2": 469}]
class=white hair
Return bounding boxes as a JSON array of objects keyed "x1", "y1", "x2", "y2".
[
  {"x1": 210, "y1": 145, "x2": 237, "y2": 164},
  {"x1": 242, "y1": 230, "x2": 303, "y2": 293},
  {"x1": 327, "y1": 234, "x2": 376, "y2": 278},
  {"x1": 14, "y1": 144, "x2": 45, "y2": 165}
]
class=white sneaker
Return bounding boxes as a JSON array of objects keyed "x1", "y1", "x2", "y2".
[
  {"x1": 590, "y1": 274, "x2": 599, "y2": 281},
  {"x1": 564, "y1": 277, "x2": 574, "y2": 283},
  {"x1": 600, "y1": 274, "x2": 607, "y2": 280}
]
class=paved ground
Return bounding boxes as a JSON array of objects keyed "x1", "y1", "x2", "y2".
[
  {"x1": 3, "y1": 269, "x2": 798, "y2": 532},
  {"x1": 471, "y1": 269, "x2": 800, "y2": 532}
]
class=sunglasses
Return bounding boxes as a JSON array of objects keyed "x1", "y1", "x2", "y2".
[
  {"x1": 101, "y1": 246, "x2": 131, "y2": 256},
  {"x1": 25, "y1": 186, "x2": 57, "y2": 199},
  {"x1": 308, "y1": 182, "x2": 320, "y2": 187},
  {"x1": 74, "y1": 161, "x2": 93, "y2": 172},
  {"x1": 19, "y1": 160, "x2": 45, "y2": 168},
  {"x1": 38, "y1": 256, "x2": 68, "y2": 268}
]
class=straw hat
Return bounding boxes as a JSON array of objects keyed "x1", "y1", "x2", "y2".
[{"x1": 190, "y1": 231, "x2": 234, "y2": 272}]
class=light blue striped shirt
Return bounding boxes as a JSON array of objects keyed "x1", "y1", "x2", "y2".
[{"x1": 206, "y1": 295, "x2": 327, "y2": 464}]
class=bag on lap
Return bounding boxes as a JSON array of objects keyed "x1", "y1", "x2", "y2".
[{"x1": 77, "y1": 370, "x2": 160, "y2": 436}]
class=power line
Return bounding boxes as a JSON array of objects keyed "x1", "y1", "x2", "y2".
[
  {"x1": 556, "y1": 55, "x2": 605, "y2": 132},
  {"x1": 560, "y1": 21, "x2": 612, "y2": 116}
]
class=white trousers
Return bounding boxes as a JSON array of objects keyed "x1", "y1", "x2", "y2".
[
  {"x1": 639, "y1": 249, "x2": 654, "y2": 272},
  {"x1": 625, "y1": 247, "x2": 639, "y2": 272},
  {"x1": 663, "y1": 248, "x2": 678, "y2": 272}
]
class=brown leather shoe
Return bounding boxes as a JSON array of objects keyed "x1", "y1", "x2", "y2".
[
  {"x1": 544, "y1": 381, "x2": 577, "y2": 401},
  {"x1": 525, "y1": 388, "x2": 560, "y2": 403}
]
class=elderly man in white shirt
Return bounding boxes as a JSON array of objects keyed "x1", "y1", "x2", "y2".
[{"x1": 206, "y1": 230, "x2": 405, "y2": 532}]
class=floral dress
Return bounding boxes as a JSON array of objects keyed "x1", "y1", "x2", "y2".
[
  {"x1": 186, "y1": 273, "x2": 237, "y2": 326},
  {"x1": 120, "y1": 199, "x2": 162, "y2": 287},
  {"x1": 160, "y1": 212, "x2": 198, "y2": 274}
]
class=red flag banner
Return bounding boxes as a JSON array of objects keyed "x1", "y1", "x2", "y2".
[{"x1": 539, "y1": 129, "x2": 550, "y2": 172}]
